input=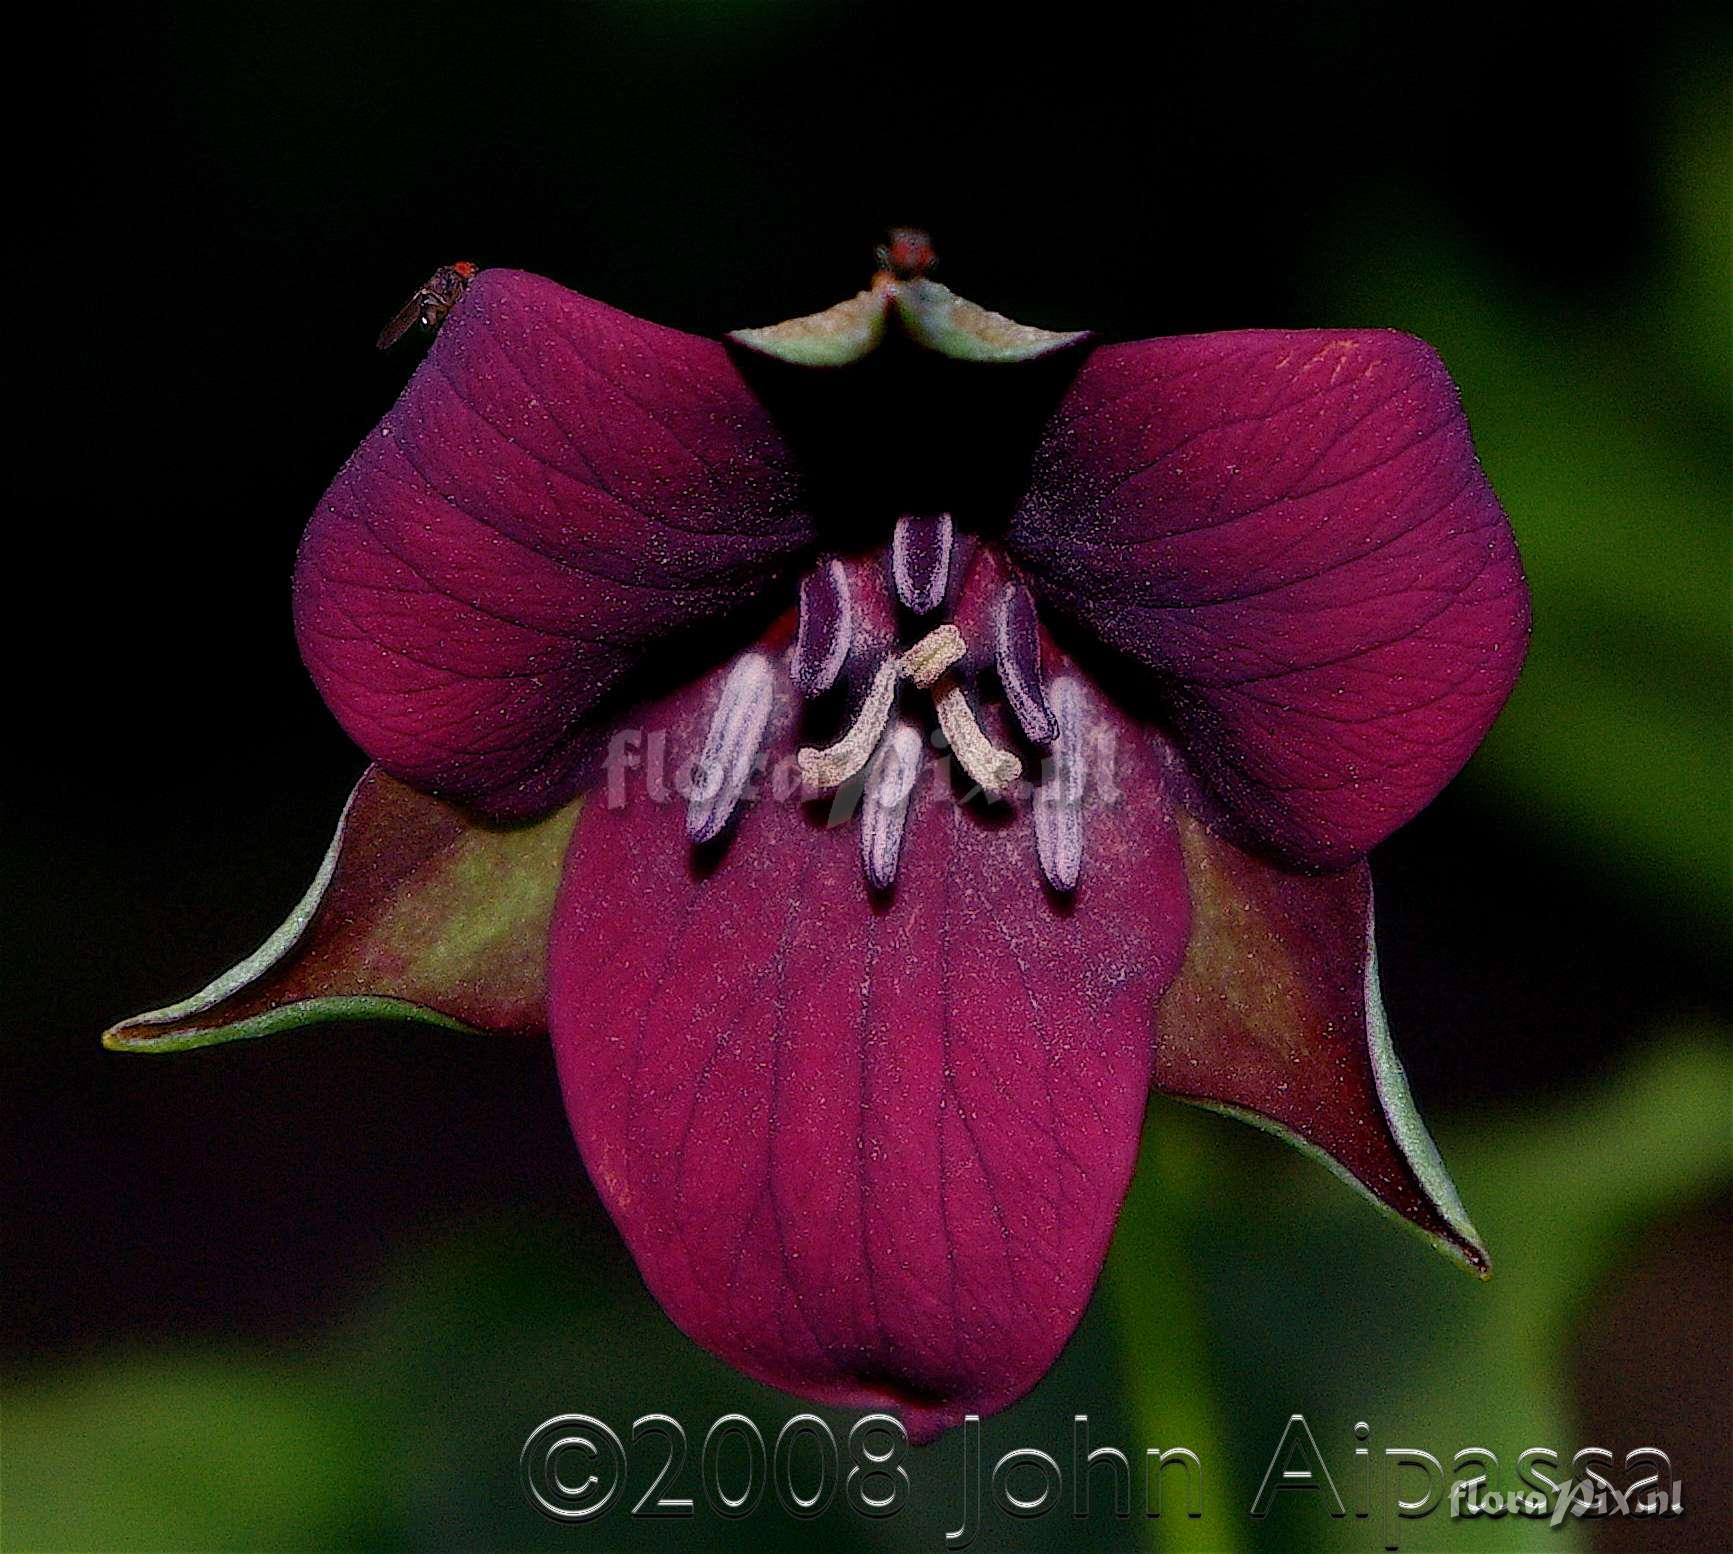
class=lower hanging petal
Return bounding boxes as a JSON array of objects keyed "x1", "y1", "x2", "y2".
[
  {"x1": 547, "y1": 636, "x2": 1190, "y2": 1439},
  {"x1": 1153, "y1": 813, "x2": 1487, "y2": 1273}
]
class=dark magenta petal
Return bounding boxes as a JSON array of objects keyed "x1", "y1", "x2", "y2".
[
  {"x1": 294, "y1": 269, "x2": 813, "y2": 819},
  {"x1": 548, "y1": 633, "x2": 1190, "y2": 1439},
  {"x1": 1156, "y1": 813, "x2": 1487, "y2": 1272},
  {"x1": 1010, "y1": 331, "x2": 1530, "y2": 866}
]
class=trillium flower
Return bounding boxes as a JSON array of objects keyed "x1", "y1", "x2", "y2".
[{"x1": 108, "y1": 234, "x2": 1529, "y2": 1441}]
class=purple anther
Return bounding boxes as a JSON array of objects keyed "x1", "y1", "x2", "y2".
[
  {"x1": 995, "y1": 580, "x2": 1058, "y2": 744},
  {"x1": 890, "y1": 513, "x2": 954, "y2": 616},
  {"x1": 860, "y1": 722, "x2": 925, "y2": 890},
  {"x1": 791, "y1": 559, "x2": 853, "y2": 697}
]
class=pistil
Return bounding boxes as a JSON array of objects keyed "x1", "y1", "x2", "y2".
[
  {"x1": 932, "y1": 677, "x2": 1022, "y2": 797},
  {"x1": 796, "y1": 657, "x2": 901, "y2": 789},
  {"x1": 900, "y1": 623, "x2": 965, "y2": 688},
  {"x1": 723, "y1": 565, "x2": 1036, "y2": 853}
]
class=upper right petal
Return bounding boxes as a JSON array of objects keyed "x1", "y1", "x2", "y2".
[
  {"x1": 1008, "y1": 330, "x2": 1529, "y2": 867},
  {"x1": 293, "y1": 268, "x2": 813, "y2": 819}
]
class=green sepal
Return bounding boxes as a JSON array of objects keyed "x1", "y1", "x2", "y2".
[
  {"x1": 728, "y1": 283, "x2": 890, "y2": 366},
  {"x1": 104, "y1": 768, "x2": 579, "y2": 1052},
  {"x1": 892, "y1": 278, "x2": 1091, "y2": 362},
  {"x1": 729, "y1": 276, "x2": 1089, "y2": 366},
  {"x1": 1155, "y1": 813, "x2": 1489, "y2": 1276}
]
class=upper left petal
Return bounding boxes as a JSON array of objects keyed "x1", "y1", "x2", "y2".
[{"x1": 294, "y1": 268, "x2": 813, "y2": 819}]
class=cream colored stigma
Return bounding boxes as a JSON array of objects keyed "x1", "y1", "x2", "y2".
[
  {"x1": 899, "y1": 623, "x2": 964, "y2": 688},
  {"x1": 796, "y1": 658, "x2": 901, "y2": 788},
  {"x1": 932, "y1": 677, "x2": 1021, "y2": 796},
  {"x1": 797, "y1": 625, "x2": 1021, "y2": 799}
]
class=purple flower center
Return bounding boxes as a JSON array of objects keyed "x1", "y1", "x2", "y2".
[{"x1": 687, "y1": 521, "x2": 1089, "y2": 894}]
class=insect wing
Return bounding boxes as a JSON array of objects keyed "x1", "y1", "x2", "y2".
[{"x1": 376, "y1": 291, "x2": 427, "y2": 351}]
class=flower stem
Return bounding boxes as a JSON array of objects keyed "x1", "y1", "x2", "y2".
[{"x1": 1104, "y1": 1104, "x2": 1247, "y2": 1554}]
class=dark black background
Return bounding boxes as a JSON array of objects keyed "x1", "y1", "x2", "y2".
[{"x1": 6, "y1": 4, "x2": 1727, "y2": 1546}]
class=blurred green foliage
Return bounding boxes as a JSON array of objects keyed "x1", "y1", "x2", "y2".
[
  {"x1": 6, "y1": 1034, "x2": 1725, "y2": 1552},
  {"x1": 1119, "y1": 1031, "x2": 1731, "y2": 1553},
  {"x1": 1311, "y1": 59, "x2": 1731, "y2": 954}
]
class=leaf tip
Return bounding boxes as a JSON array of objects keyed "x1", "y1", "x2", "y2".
[{"x1": 1449, "y1": 1231, "x2": 1493, "y2": 1280}]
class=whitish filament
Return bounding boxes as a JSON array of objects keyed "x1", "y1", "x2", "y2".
[
  {"x1": 1033, "y1": 676, "x2": 1086, "y2": 890},
  {"x1": 860, "y1": 722, "x2": 924, "y2": 889},
  {"x1": 686, "y1": 653, "x2": 776, "y2": 844}
]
